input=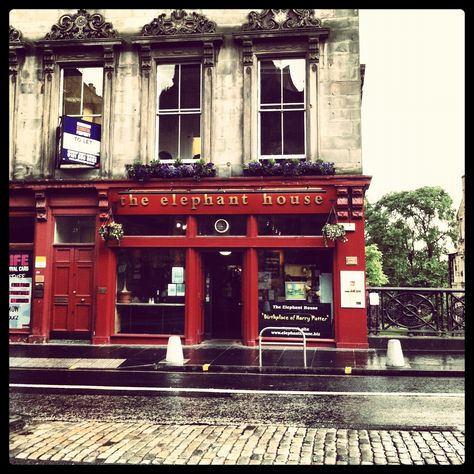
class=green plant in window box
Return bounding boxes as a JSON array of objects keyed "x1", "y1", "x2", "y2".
[
  {"x1": 322, "y1": 223, "x2": 347, "y2": 246},
  {"x1": 99, "y1": 222, "x2": 124, "y2": 242}
]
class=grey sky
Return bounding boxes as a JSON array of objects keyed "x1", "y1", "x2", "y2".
[{"x1": 359, "y1": 9, "x2": 465, "y2": 209}]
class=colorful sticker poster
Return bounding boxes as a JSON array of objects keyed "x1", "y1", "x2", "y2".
[
  {"x1": 9, "y1": 276, "x2": 32, "y2": 328},
  {"x1": 168, "y1": 283, "x2": 177, "y2": 296},
  {"x1": 340, "y1": 270, "x2": 366, "y2": 308},
  {"x1": 172, "y1": 266, "x2": 184, "y2": 284}
]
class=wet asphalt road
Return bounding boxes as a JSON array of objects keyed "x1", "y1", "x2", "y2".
[{"x1": 10, "y1": 372, "x2": 464, "y2": 431}]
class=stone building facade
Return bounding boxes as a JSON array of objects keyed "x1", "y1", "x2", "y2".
[{"x1": 9, "y1": 9, "x2": 371, "y2": 347}]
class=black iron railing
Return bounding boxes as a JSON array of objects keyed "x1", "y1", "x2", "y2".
[{"x1": 366, "y1": 287, "x2": 465, "y2": 336}]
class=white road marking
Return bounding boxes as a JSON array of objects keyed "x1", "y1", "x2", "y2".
[{"x1": 9, "y1": 383, "x2": 464, "y2": 398}]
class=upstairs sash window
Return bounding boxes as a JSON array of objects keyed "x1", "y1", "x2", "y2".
[
  {"x1": 259, "y1": 58, "x2": 306, "y2": 159},
  {"x1": 60, "y1": 67, "x2": 103, "y2": 124},
  {"x1": 156, "y1": 63, "x2": 202, "y2": 162}
]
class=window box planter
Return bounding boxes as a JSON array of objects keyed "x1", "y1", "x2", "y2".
[
  {"x1": 125, "y1": 159, "x2": 216, "y2": 181},
  {"x1": 243, "y1": 159, "x2": 336, "y2": 177}
]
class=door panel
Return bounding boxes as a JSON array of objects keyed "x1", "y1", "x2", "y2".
[{"x1": 51, "y1": 246, "x2": 94, "y2": 337}]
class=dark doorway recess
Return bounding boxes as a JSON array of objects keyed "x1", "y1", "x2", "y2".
[{"x1": 202, "y1": 251, "x2": 243, "y2": 340}]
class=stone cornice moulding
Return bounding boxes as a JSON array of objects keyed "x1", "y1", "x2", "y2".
[
  {"x1": 9, "y1": 26, "x2": 29, "y2": 83},
  {"x1": 34, "y1": 10, "x2": 125, "y2": 82},
  {"x1": 35, "y1": 9, "x2": 124, "y2": 59},
  {"x1": 233, "y1": 9, "x2": 329, "y2": 70},
  {"x1": 130, "y1": 10, "x2": 224, "y2": 74},
  {"x1": 44, "y1": 9, "x2": 118, "y2": 40},
  {"x1": 141, "y1": 9, "x2": 217, "y2": 36},
  {"x1": 234, "y1": 9, "x2": 330, "y2": 40}
]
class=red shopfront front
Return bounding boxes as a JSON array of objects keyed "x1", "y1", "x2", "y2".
[{"x1": 100, "y1": 176, "x2": 371, "y2": 348}]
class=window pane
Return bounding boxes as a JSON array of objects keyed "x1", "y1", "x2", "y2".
[
  {"x1": 116, "y1": 249, "x2": 185, "y2": 334},
  {"x1": 282, "y1": 59, "x2": 305, "y2": 104},
  {"x1": 283, "y1": 111, "x2": 305, "y2": 155},
  {"x1": 261, "y1": 111, "x2": 282, "y2": 155},
  {"x1": 158, "y1": 114, "x2": 179, "y2": 160},
  {"x1": 54, "y1": 216, "x2": 95, "y2": 243},
  {"x1": 158, "y1": 64, "x2": 179, "y2": 110},
  {"x1": 180, "y1": 64, "x2": 201, "y2": 109},
  {"x1": 257, "y1": 215, "x2": 326, "y2": 236},
  {"x1": 63, "y1": 69, "x2": 82, "y2": 116},
  {"x1": 116, "y1": 216, "x2": 187, "y2": 236},
  {"x1": 82, "y1": 67, "x2": 103, "y2": 116},
  {"x1": 10, "y1": 217, "x2": 35, "y2": 243},
  {"x1": 260, "y1": 60, "x2": 281, "y2": 105},
  {"x1": 63, "y1": 67, "x2": 103, "y2": 118},
  {"x1": 180, "y1": 114, "x2": 201, "y2": 160},
  {"x1": 197, "y1": 215, "x2": 247, "y2": 236}
]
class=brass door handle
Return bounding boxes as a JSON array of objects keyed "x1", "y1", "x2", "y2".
[{"x1": 80, "y1": 298, "x2": 85, "y2": 302}]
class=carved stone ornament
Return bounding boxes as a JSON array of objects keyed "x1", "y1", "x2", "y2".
[
  {"x1": 35, "y1": 192, "x2": 48, "y2": 221},
  {"x1": 242, "y1": 9, "x2": 321, "y2": 31},
  {"x1": 141, "y1": 9, "x2": 216, "y2": 36},
  {"x1": 44, "y1": 9, "x2": 117, "y2": 40},
  {"x1": 9, "y1": 25, "x2": 22, "y2": 42}
]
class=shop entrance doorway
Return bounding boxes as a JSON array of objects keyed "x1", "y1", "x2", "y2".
[{"x1": 202, "y1": 251, "x2": 243, "y2": 340}]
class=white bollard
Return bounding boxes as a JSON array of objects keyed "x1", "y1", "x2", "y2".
[
  {"x1": 165, "y1": 335, "x2": 184, "y2": 364},
  {"x1": 385, "y1": 339, "x2": 405, "y2": 367}
]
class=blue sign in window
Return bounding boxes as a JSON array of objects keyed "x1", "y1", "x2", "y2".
[{"x1": 60, "y1": 116, "x2": 101, "y2": 167}]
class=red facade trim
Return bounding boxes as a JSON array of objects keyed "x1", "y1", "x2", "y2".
[{"x1": 10, "y1": 175, "x2": 371, "y2": 348}]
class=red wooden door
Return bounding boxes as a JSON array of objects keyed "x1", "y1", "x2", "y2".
[{"x1": 51, "y1": 247, "x2": 94, "y2": 338}]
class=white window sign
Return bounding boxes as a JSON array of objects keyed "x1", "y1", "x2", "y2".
[
  {"x1": 340, "y1": 271, "x2": 366, "y2": 308},
  {"x1": 172, "y1": 267, "x2": 184, "y2": 284}
]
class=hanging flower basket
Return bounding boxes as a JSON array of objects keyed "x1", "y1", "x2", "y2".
[
  {"x1": 99, "y1": 222, "x2": 124, "y2": 242},
  {"x1": 322, "y1": 223, "x2": 347, "y2": 246}
]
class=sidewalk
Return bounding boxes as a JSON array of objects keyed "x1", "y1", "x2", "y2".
[{"x1": 9, "y1": 340, "x2": 464, "y2": 376}]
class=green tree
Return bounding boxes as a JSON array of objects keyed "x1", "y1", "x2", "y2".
[
  {"x1": 365, "y1": 243, "x2": 389, "y2": 286},
  {"x1": 365, "y1": 186, "x2": 457, "y2": 287}
]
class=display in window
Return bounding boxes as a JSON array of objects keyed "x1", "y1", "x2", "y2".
[
  {"x1": 258, "y1": 249, "x2": 333, "y2": 338},
  {"x1": 115, "y1": 249, "x2": 185, "y2": 334}
]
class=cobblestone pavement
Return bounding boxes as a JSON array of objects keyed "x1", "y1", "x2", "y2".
[{"x1": 10, "y1": 421, "x2": 465, "y2": 465}]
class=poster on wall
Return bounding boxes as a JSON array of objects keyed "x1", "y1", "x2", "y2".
[
  {"x1": 340, "y1": 270, "x2": 366, "y2": 308},
  {"x1": 259, "y1": 301, "x2": 333, "y2": 338},
  {"x1": 9, "y1": 250, "x2": 33, "y2": 328}
]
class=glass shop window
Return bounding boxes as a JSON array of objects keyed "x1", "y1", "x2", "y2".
[
  {"x1": 197, "y1": 215, "x2": 247, "y2": 236},
  {"x1": 156, "y1": 63, "x2": 202, "y2": 162},
  {"x1": 54, "y1": 216, "x2": 96, "y2": 243},
  {"x1": 10, "y1": 216, "x2": 35, "y2": 243},
  {"x1": 115, "y1": 215, "x2": 187, "y2": 236},
  {"x1": 259, "y1": 58, "x2": 306, "y2": 159},
  {"x1": 258, "y1": 249, "x2": 333, "y2": 305},
  {"x1": 60, "y1": 67, "x2": 103, "y2": 124},
  {"x1": 115, "y1": 249, "x2": 185, "y2": 335},
  {"x1": 257, "y1": 215, "x2": 326, "y2": 236}
]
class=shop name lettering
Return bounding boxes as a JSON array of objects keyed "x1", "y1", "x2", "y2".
[{"x1": 120, "y1": 193, "x2": 324, "y2": 210}]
